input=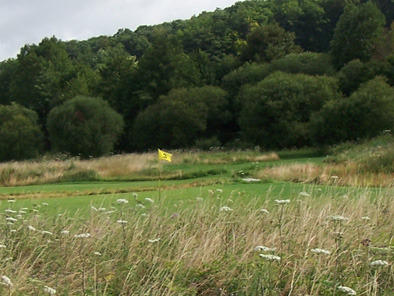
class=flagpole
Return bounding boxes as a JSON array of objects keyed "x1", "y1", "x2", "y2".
[
  {"x1": 158, "y1": 162, "x2": 162, "y2": 201},
  {"x1": 157, "y1": 149, "x2": 172, "y2": 202}
]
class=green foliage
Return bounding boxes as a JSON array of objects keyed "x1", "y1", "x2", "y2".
[
  {"x1": 47, "y1": 96, "x2": 124, "y2": 157},
  {"x1": 0, "y1": 103, "x2": 43, "y2": 161},
  {"x1": 0, "y1": 0, "x2": 392, "y2": 156},
  {"x1": 221, "y1": 62, "x2": 271, "y2": 97},
  {"x1": 241, "y1": 23, "x2": 301, "y2": 63},
  {"x1": 136, "y1": 29, "x2": 202, "y2": 101},
  {"x1": 311, "y1": 76, "x2": 394, "y2": 145},
  {"x1": 0, "y1": 59, "x2": 17, "y2": 105},
  {"x1": 330, "y1": 1, "x2": 386, "y2": 68},
  {"x1": 337, "y1": 59, "x2": 376, "y2": 95},
  {"x1": 274, "y1": 0, "x2": 332, "y2": 51},
  {"x1": 270, "y1": 52, "x2": 335, "y2": 76},
  {"x1": 10, "y1": 37, "x2": 98, "y2": 123},
  {"x1": 133, "y1": 86, "x2": 229, "y2": 150},
  {"x1": 239, "y1": 72, "x2": 340, "y2": 148}
]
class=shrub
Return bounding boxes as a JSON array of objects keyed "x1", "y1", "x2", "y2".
[
  {"x1": 133, "y1": 86, "x2": 229, "y2": 150},
  {"x1": 239, "y1": 72, "x2": 340, "y2": 148},
  {"x1": 0, "y1": 103, "x2": 43, "y2": 161},
  {"x1": 47, "y1": 96, "x2": 124, "y2": 157},
  {"x1": 310, "y1": 77, "x2": 394, "y2": 145}
]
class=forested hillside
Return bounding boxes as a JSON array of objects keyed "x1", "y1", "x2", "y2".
[{"x1": 0, "y1": 0, "x2": 393, "y2": 160}]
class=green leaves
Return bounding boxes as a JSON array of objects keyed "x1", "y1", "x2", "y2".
[
  {"x1": 47, "y1": 96, "x2": 124, "y2": 157},
  {"x1": 0, "y1": 103, "x2": 43, "y2": 161}
]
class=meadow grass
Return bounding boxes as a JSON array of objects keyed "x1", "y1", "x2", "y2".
[
  {"x1": 0, "y1": 184, "x2": 392, "y2": 295},
  {"x1": 0, "y1": 148, "x2": 392, "y2": 295}
]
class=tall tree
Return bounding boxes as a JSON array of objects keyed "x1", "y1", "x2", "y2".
[{"x1": 330, "y1": 1, "x2": 385, "y2": 68}]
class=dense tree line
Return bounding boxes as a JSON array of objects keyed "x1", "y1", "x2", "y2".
[{"x1": 0, "y1": 0, "x2": 393, "y2": 160}]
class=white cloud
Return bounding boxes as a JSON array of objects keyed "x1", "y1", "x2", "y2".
[{"x1": 0, "y1": 0, "x2": 241, "y2": 61}]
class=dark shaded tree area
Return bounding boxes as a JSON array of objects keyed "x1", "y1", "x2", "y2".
[{"x1": 0, "y1": 0, "x2": 393, "y2": 160}]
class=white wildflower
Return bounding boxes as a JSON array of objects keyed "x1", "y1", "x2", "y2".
[
  {"x1": 208, "y1": 189, "x2": 214, "y2": 194},
  {"x1": 28, "y1": 225, "x2": 36, "y2": 231},
  {"x1": 337, "y1": 286, "x2": 356, "y2": 295},
  {"x1": 259, "y1": 254, "x2": 281, "y2": 262},
  {"x1": 10, "y1": 229, "x2": 16, "y2": 233},
  {"x1": 1, "y1": 275, "x2": 12, "y2": 287},
  {"x1": 148, "y1": 238, "x2": 160, "y2": 243},
  {"x1": 5, "y1": 209, "x2": 17, "y2": 214},
  {"x1": 98, "y1": 208, "x2": 106, "y2": 211},
  {"x1": 136, "y1": 204, "x2": 145, "y2": 209},
  {"x1": 311, "y1": 248, "x2": 331, "y2": 255},
  {"x1": 219, "y1": 206, "x2": 233, "y2": 212},
  {"x1": 370, "y1": 260, "x2": 389, "y2": 267},
  {"x1": 41, "y1": 230, "x2": 53, "y2": 235},
  {"x1": 74, "y1": 233, "x2": 91, "y2": 238},
  {"x1": 275, "y1": 199, "x2": 290, "y2": 204},
  {"x1": 61, "y1": 230, "x2": 70, "y2": 235},
  {"x1": 330, "y1": 176, "x2": 339, "y2": 180},
  {"x1": 18, "y1": 210, "x2": 27, "y2": 214},
  {"x1": 94, "y1": 251, "x2": 102, "y2": 256},
  {"x1": 260, "y1": 209, "x2": 270, "y2": 214},
  {"x1": 91, "y1": 206, "x2": 98, "y2": 211},
  {"x1": 242, "y1": 178, "x2": 261, "y2": 183},
  {"x1": 117, "y1": 220, "x2": 128, "y2": 224},
  {"x1": 21, "y1": 207, "x2": 28, "y2": 210},
  {"x1": 0, "y1": 244, "x2": 6, "y2": 248},
  {"x1": 299, "y1": 192, "x2": 310, "y2": 197},
  {"x1": 145, "y1": 197, "x2": 154, "y2": 203},
  {"x1": 216, "y1": 189, "x2": 223, "y2": 193},
  {"x1": 116, "y1": 199, "x2": 128, "y2": 204},
  {"x1": 254, "y1": 246, "x2": 276, "y2": 252},
  {"x1": 141, "y1": 213, "x2": 148, "y2": 217},
  {"x1": 361, "y1": 216, "x2": 370, "y2": 221},
  {"x1": 7, "y1": 200, "x2": 16, "y2": 203},
  {"x1": 32, "y1": 209, "x2": 39, "y2": 213},
  {"x1": 132, "y1": 192, "x2": 138, "y2": 198},
  {"x1": 330, "y1": 215, "x2": 349, "y2": 222},
  {"x1": 44, "y1": 285, "x2": 56, "y2": 295},
  {"x1": 6, "y1": 217, "x2": 17, "y2": 223},
  {"x1": 42, "y1": 202, "x2": 49, "y2": 206}
]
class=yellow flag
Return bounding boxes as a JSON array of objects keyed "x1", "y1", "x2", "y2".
[{"x1": 158, "y1": 149, "x2": 172, "y2": 162}]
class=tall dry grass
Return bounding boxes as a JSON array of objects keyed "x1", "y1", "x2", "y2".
[
  {"x1": 0, "y1": 153, "x2": 156, "y2": 186},
  {"x1": 0, "y1": 151, "x2": 280, "y2": 186},
  {"x1": 1, "y1": 188, "x2": 392, "y2": 295},
  {"x1": 257, "y1": 162, "x2": 394, "y2": 187}
]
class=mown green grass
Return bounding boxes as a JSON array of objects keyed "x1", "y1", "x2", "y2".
[{"x1": 1, "y1": 180, "x2": 390, "y2": 216}]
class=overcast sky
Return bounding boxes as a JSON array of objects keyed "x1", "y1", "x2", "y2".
[{"x1": 0, "y1": 0, "x2": 242, "y2": 61}]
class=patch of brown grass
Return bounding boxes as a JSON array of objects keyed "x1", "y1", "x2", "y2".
[
  {"x1": 0, "y1": 153, "x2": 156, "y2": 186},
  {"x1": 257, "y1": 162, "x2": 394, "y2": 187}
]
